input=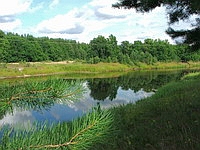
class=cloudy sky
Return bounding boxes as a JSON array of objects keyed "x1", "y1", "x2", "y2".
[{"x1": 0, "y1": 0, "x2": 191, "y2": 43}]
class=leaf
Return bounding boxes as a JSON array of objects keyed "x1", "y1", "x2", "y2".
[{"x1": 1, "y1": 109, "x2": 114, "y2": 150}]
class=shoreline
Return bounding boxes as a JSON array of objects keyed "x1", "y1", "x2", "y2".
[{"x1": 0, "y1": 61, "x2": 200, "y2": 79}]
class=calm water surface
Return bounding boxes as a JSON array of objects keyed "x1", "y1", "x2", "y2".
[{"x1": 0, "y1": 69, "x2": 194, "y2": 128}]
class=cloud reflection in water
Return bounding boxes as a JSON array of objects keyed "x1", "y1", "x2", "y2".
[{"x1": 0, "y1": 86, "x2": 154, "y2": 128}]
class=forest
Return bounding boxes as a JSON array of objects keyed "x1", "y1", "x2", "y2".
[{"x1": 0, "y1": 30, "x2": 200, "y2": 64}]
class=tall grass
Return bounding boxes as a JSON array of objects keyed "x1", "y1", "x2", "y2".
[
  {"x1": 0, "y1": 62, "x2": 130, "y2": 79},
  {"x1": 137, "y1": 61, "x2": 200, "y2": 70},
  {"x1": 1, "y1": 61, "x2": 200, "y2": 79}
]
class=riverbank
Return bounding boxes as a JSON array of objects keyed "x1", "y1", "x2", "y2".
[
  {"x1": 95, "y1": 72, "x2": 200, "y2": 149},
  {"x1": 0, "y1": 70, "x2": 200, "y2": 149},
  {"x1": 1, "y1": 61, "x2": 200, "y2": 79},
  {"x1": 0, "y1": 62, "x2": 129, "y2": 79}
]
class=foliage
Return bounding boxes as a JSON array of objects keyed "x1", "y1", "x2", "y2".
[
  {"x1": 0, "y1": 30, "x2": 200, "y2": 64},
  {"x1": 0, "y1": 109, "x2": 114, "y2": 150},
  {"x1": 0, "y1": 79, "x2": 85, "y2": 118},
  {"x1": 113, "y1": 0, "x2": 200, "y2": 50},
  {"x1": 0, "y1": 79, "x2": 114, "y2": 149}
]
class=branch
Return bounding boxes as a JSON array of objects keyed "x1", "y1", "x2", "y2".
[
  {"x1": 6, "y1": 88, "x2": 52, "y2": 104},
  {"x1": 29, "y1": 121, "x2": 96, "y2": 149}
]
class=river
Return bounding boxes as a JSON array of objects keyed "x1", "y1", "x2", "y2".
[{"x1": 0, "y1": 69, "x2": 195, "y2": 129}]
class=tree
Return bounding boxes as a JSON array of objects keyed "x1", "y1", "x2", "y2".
[
  {"x1": 0, "y1": 30, "x2": 9, "y2": 62},
  {"x1": 90, "y1": 35, "x2": 110, "y2": 60},
  {"x1": 113, "y1": 0, "x2": 200, "y2": 50},
  {"x1": 120, "y1": 41, "x2": 132, "y2": 55},
  {"x1": 106, "y1": 34, "x2": 120, "y2": 62}
]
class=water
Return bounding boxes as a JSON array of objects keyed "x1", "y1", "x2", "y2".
[{"x1": 0, "y1": 69, "x2": 193, "y2": 128}]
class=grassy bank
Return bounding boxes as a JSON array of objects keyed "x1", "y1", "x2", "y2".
[
  {"x1": 0, "y1": 62, "x2": 130, "y2": 79},
  {"x1": 135, "y1": 61, "x2": 200, "y2": 70},
  {"x1": 95, "y1": 72, "x2": 200, "y2": 149},
  {"x1": 0, "y1": 61, "x2": 200, "y2": 79}
]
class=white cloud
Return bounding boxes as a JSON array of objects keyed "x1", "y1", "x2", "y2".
[
  {"x1": 36, "y1": 8, "x2": 85, "y2": 34},
  {"x1": 0, "y1": 19, "x2": 22, "y2": 31},
  {"x1": 0, "y1": 0, "x2": 32, "y2": 16},
  {"x1": 35, "y1": 0, "x2": 134, "y2": 42},
  {"x1": 34, "y1": 0, "x2": 172, "y2": 43},
  {"x1": 1, "y1": 0, "x2": 192, "y2": 44},
  {"x1": 0, "y1": 0, "x2": 36, "y2": 32},
  {"x1": 113, "y1": 6, "x2": 173, "y2": 43},
  {"x1": 89, "y1": 0, "x2": 118, "y2": 7},
  {"x1": 0, "y1": 109, "x2": 35, "y2": 129}
]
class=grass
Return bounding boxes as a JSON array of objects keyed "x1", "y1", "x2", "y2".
[
  {"x1": 0, "y1": 62, "x2": 130, "y2": 79},
  {"x1": 1, "y1": 61, "x2": 200, "y2": 79},
  {"x1": 92, "y1": 72, "x2": 200, "y2": 150},
  {"x1": 136, "y1": 61, "x2": 200, "y2": 70},
  {"x1": 181, "y1": 72, "x2": 200, "y2": 80}
]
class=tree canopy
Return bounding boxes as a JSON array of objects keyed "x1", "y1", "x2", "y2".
[
  {"x1": 0, "y1": 30, "x2": 200, "y2": 64},
  {"x1": 113, "y1": 0, "x2": 200, "y2": 50}
]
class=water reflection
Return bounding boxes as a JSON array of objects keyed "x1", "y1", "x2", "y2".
[
  {"x1": 80, "y1": 87, "x2": 154, "y2": 110},
  {"x1": 0, "y1": 70, "x2": 192, "y2": 128},
  {"x1": 86, "y1": 70, "x2": 182, "y2": 102}
]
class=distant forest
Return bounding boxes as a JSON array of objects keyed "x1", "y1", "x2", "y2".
[{"x1": 0, "y1": 30, "x2": 200, "y2": 64}]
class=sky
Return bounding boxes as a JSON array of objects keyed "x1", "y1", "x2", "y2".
[{"x1": 0, "y1": 0, "x2": 192, "y2": 44}]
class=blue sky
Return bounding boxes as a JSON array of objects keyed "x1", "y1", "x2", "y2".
[{"x1": 0, "y1": 0, "x2": 192, "y2": 43}]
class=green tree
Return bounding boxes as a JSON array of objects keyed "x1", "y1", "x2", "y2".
[
  {"x1": 0, "y1": 30, "x2": 9, "y2": 62},
  {"x1": 24, "y1": 34, "x2": 47, "y2": 62},
  {"x1": 113, "y1": 0, "x2": 200, "y2": 50},
  {"x1": 6, "y1": 33, "x2": 25, "y2": 62},
  {"x1": 106, "y1": 34, "x2": 120, "y2": 62},
  {"x1": 120, "y1": 41, "x2": 132, "y2": 55},
  {"x1": 79, "y1": 42, "x2": 89, "y2": 61},
  {"x1": 90, "y1": 35, "x2": 110, "y2": 60}
]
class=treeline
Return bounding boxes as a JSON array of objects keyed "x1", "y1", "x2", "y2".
[{"x1": 0, "y1": 30, "x2": 200, "y2": 64}]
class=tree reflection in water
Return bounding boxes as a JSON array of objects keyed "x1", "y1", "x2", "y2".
[{"x1": 87, "y1": 70, "x2": 183, "y2": 101}]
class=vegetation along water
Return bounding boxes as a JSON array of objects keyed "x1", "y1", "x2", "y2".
[
  {"x1": 0, "y1": 69, "x2": 200, "y2": 149},
  {"x1": 0, "y1": 0, "x2": 200, "y2": 149}
]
